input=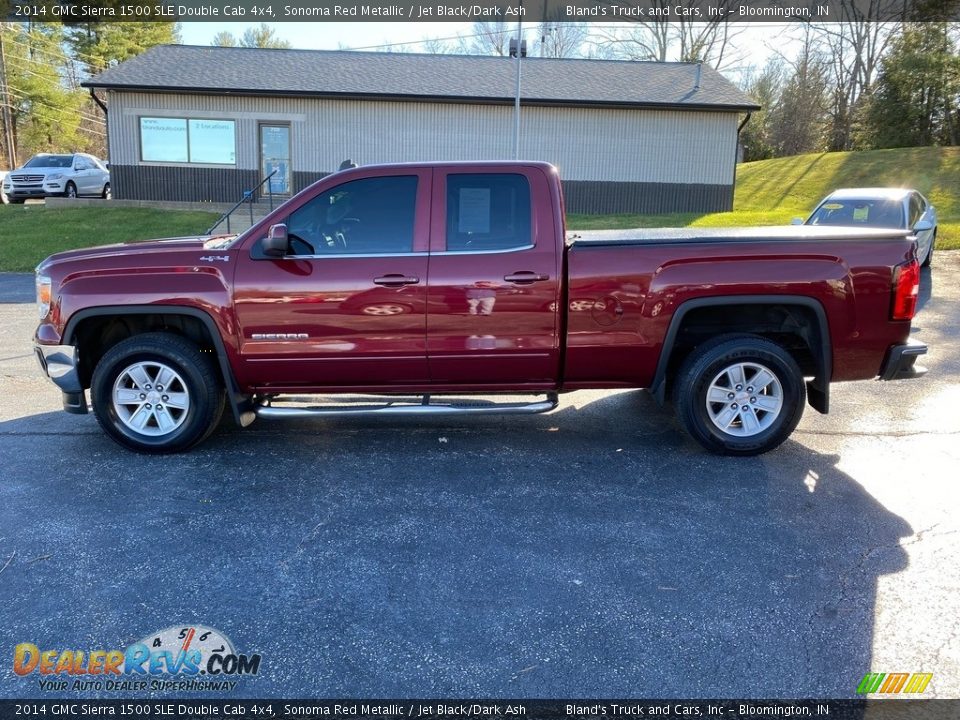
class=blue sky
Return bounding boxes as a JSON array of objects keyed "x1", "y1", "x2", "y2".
[{"x1": 179, "y1": 22, "x2": 471, "y2": 52}]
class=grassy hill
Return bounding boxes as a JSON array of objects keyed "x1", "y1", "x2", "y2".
[{"x1": 568, "y1": 146, "x2": 960, "y2": 250}]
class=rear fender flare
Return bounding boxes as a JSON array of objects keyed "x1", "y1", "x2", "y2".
[{"x1": 650, "y1": 295, "x2": 831, "y2": 414}]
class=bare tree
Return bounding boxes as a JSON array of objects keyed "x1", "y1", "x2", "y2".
[
  {"x1": 420, "y1": 36, "x2": 457, "y2": 55},
  {"x1": 462, "y1": 21, "x2": 512, "y2": 56},
  {"x1": 535, "y1": 21, "x2": 588, "y2": 58},
  {"x1": 213, "y1": 24, "x2": 292, "y2": 49},
  {"x1": 589, "y1": 11, "x2": 672, "y2": 61},
  {"x1": 809, "y1": 0, "x2": 901, "y2": 150},
  {"x1": 768, "y1": 26, "x2": 830, "y2": 156},
  {"x1": 590, "y1": 13, "x2": 746, "y2": 71},
  {"x1": 211, "y1": 31, "x2": 237, "y2": 47}
]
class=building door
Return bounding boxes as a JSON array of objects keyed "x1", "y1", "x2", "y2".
[{"x1": 259, "y1": 123, "x2": 291, "y2": 196}]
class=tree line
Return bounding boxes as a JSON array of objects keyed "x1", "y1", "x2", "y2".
[{"x1": 738, "y1": 22, "x2": 959, "y2": 160}]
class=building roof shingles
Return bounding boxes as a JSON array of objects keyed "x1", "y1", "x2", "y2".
[{"x1": 84, "y1": 44, "x2": 759, "y2": 111}]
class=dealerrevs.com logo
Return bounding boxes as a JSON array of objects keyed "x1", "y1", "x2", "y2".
[{"x1": 13, "y1": 625, "x2": 262, "y2": 692}]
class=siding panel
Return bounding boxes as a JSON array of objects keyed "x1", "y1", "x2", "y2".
[
  {"x1": 112, "y1": 165, "x2": 258, "y2": 203},
  {"x1": 562, "y1": 181, "x2": 733, "y2": 214}
]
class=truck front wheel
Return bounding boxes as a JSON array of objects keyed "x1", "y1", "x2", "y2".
[
  {"x1": 674, "y1": 335, "x2": 806, "y2": 456},
  {"x1": 91, "y1": 333, "x2": 224, "y2": 453}
]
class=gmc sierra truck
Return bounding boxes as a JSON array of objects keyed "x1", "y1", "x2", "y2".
[{"x1": 34, "y1": 161, "x2": 927, "y2": 455}]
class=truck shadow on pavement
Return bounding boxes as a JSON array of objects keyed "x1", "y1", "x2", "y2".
[{"x1": 0, "y1": 394, "x2": 912, "y2": 698}]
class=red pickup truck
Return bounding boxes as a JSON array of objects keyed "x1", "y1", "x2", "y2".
[{"x1": 34, "y1": 161, "x2": 927, "y2": 456}]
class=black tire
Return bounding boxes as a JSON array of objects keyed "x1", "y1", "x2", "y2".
[
  {"x1": 65, "y1": 182, "x2": 78, "y2": 199},
  {"x1": 91, "y1": 332, "x2": 225, "y2": 453},
  {"x1": 673, "y1": 335, "x2": 806, "y2": 456},
  {"x1": 101, "y1": 182, "x2": 111, "y2": 200}
]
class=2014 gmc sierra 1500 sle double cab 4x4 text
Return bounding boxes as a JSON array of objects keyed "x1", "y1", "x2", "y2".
[{"x1": 34, "y1": 162, "x2": 928, "y2": 455}]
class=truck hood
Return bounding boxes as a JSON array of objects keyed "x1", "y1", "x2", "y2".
[{"x1": 38, "y1": 235, "x2": 235, "y2": 271}]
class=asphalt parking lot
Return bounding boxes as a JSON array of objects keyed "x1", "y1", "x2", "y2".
[{"x1": 0, "y1": 258, "x2": 958, "y2": 700}]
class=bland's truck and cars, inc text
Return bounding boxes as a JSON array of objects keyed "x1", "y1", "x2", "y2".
[{"x1": 33, "y1": 162, "x2": 928, "y2": 455}]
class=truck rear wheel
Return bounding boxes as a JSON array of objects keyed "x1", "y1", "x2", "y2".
[
  {"x1": 674, "y1": 335, "x2": 805, "y2": 456},
  {"x1": 91, "y1": 333, "x2": 224, "y2": 453}
]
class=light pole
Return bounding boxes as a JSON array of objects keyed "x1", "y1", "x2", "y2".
[{"x1": 512, "y1": 2, "x2": 523, "y2": 160}]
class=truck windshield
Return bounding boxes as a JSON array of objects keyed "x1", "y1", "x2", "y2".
[
  {"x1": 24, "y1": 155, "x2": 73, "y2": 168},
  {"x1": 808, "y1": 198, "x2": 905, "y2": 228}
]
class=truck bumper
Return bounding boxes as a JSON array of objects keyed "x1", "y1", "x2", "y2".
[
  {"x1": 878, "y1": 338, "x2": 928, "y2": 381},
  {"x1": 34, "y1": 343, "x2": 88, "y2": 414}
]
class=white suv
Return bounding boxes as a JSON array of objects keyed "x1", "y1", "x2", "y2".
[{"x1": 2, "y1": 153, "x2": 110, "y2": 203}]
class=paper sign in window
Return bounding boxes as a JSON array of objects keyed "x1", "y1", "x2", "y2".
[
  {"x1": 458, "y1": 188, "x2": 491, "y2": 234},
  {"x1": 853, "y1": 206, "x2": 870, "y2": 222}
]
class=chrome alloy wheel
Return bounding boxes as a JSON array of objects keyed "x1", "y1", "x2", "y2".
[
  {"x1": 705, "y1": 361, "x2": 783, "y2": 437},
  {"x1": 112, "y1": 361, "x2": 190, "y2": 436}
]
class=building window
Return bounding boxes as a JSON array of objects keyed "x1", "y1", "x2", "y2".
[{"x1": 139, "y1": 117, "x2": 236, "y2": 165}]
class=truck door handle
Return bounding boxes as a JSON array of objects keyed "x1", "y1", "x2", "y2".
[
  {"x1": 373, "y1": 274, "x2": 420, "y2": 287},
  {"x1": 504, "y1": 272, "x2": 548, "y2": 284}
]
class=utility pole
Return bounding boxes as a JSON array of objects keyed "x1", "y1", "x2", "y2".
[
  {"x1": 511, "y1": 2, "x2": 524, "y2": 160},
  {"x1": 0, "y1": 23, "x2": 17, "y2": 169}
]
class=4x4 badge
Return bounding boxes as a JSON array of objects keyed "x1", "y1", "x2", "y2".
[{"x1": 199, "y1": 255, "x2": 229, "y2": 262}]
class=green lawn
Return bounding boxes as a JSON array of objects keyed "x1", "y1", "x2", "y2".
[
  {"x1": 0, "y1": 205, "x2": 218, "y2": 272},
  {"x1": 568, "y1": 146, "x2": 960, "y2": 250}
]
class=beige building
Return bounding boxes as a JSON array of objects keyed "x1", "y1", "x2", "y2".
[{"x1": 85, "y1": 45, "x2": 758, "y2": 214}]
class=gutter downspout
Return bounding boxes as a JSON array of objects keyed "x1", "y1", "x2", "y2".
[
  {"x1": 730, "y1": 112, "x2": 752, "y2": 211},
  {"x1": 89, "y1": 88, "x2": 107, "y2": 116}
]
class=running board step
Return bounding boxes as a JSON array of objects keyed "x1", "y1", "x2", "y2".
[{"x1": 255, "y1": 393, "x2": 559, "y2": 419}]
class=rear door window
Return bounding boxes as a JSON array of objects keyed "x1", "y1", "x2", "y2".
[{"x1": 445, "y1": 174, "x2": 531, "y2": 252}]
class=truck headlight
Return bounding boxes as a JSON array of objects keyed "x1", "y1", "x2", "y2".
[{"x1": 36, "y1": 274, "x2": 51, "y2": 319}]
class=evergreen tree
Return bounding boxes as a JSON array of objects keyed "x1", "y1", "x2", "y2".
[
  {"x1": 66, "y1": 22, "x2": 180, "y2": 76},
  {"x1": 861, "y1": 23, "x2": 959, "y2": 148},
  {"x1": 2, "y1": 24, "x2": 87, "y2": 159}
]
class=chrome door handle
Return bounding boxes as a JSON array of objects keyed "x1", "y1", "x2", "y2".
[
  {"x1": 373, "y1": 275, "x2": 420, "y2": 287},
  {"x1": 504, "y1": 272, "x2": 548, "y2": 284}
]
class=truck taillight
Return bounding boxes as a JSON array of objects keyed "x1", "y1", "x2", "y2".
[{"x1": 892, "y1": 260, "x2": 920, "y2": 321}]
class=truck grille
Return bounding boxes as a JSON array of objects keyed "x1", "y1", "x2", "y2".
[{"x1": 10, "y1": 174, "x2": 45, "y2": 183}]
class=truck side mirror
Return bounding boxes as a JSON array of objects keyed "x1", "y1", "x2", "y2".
[
  {"x1": 913, "y1": 219, "x2": 933, "y2": 232},
  {"x1": 263, "y1": 223, "x2": 289, "y2": 257}
]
